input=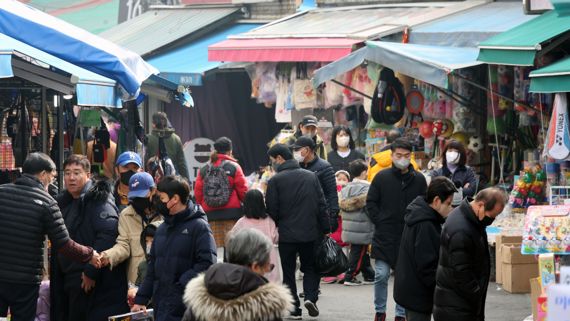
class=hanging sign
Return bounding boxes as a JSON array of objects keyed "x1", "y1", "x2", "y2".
[{"x1": 183, "y1": 137, "x2": 215, "y2": 192}]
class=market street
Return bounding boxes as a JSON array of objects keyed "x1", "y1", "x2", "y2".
[{"x1": 305, "y1": 276, "x2": 531, "y2": 321}]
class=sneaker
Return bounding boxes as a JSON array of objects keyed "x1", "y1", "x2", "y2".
[
  {"x1": 304, "y1": 300, "x2": 319, "y2": 317},
  {"x1": 362, "y1": 278, "x2": 375, "y2": 285},
  {"x1": 321, "y1": 276, "x2": 337, "y2": 284},
  {"x1": 287, "y1": 310, "x2": 302, "y2": 320},
  {"x1": 344, "y1": 279, "x2": 363, "y2": 286},
  {"x1": 394, "y1": 317, "x2": 406, "y2": 321},
  {"x1": 374, "y1": 312, "x2": 386, "y2": 321}
]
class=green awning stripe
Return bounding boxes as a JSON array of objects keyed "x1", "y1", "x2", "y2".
[
  {"x1": 477, "y1": 48, "x2": 536, "y2": 66},
  {"x1": 530, "y1": 74, "x2": 570, "y2": 93}
]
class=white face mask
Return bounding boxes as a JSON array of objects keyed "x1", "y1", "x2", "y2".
[
  {"x1": 446, "y1": 151, "x2": 460, "y2": 165},
  {"x1": 393, "y1": 158, "x2": 410, "y2": 170},
  {"x1": 293, "y1": 150, "x2": 305, "y2": 163},
  {"x1": 336, "y1": 136, "x2": 350, "y2": 148}
]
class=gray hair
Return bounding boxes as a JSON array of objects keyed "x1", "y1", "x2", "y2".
[{"x1": 226, "y1": 228, "x2": 272, "y2": 266}]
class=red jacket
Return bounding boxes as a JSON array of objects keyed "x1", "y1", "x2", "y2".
[{"x1": 195, "y1": 154, "x2": 248, "y2": 220}]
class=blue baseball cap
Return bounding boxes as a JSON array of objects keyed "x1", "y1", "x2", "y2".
[
  {"x1": 128, "y1": 172, "x2": 156, "y2": 199},
  {"x1": 116, "y1": 151, "x2": 142, "y2": 168}
]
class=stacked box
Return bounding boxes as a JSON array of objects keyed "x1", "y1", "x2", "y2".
[
  {"x1": 501, "y1": 244, "x2": 539, "y2": 293},
  {"x1": 496, "y1": 234, "x2": 523, "y2": 284}
]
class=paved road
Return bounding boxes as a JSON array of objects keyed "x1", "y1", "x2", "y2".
[{"x1": 295, "y1": 277, "x2": 531, "y2": 321}]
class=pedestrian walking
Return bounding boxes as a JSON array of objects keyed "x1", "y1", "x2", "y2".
[
  {"x1": 113, "y1": 151, "x2": 143, "y2": 212},
  {"x1": 287, "y1": 115, "x2": 328, "y2": 160},
  {"x1": 182, "y1": 228, "x2": 294, "y2": 321},
  {"x1": 132, "y1": 176, "x2": 217, "y2": 321},
  {"x1": 51, "y1": 155, "x2": 128, "y2": 321},
  {"x1": 433, "y1": 188, "x2": 507, "y2": 321},
  {"x1": 367, "y1": 130, "x2": 418, "y2": 182},
  {"x1": 145, "y1": 112, "x2": 190, "y2": 180},
  {"x1": 394, "y1": 177, "x2": 457, "y2": 321},
  {"x1": 195, "y1": 137, "x2": 248, "y2": 248},
  {"x1": 0, "y1": 152, "x2": 99, "y2": 321},
  {"x1": 230, "y1": 189, "x2": 282, "y2": 283},
  {"x1": 339, "y1": 159, "x2": 375, "y2": 286},
  {"x1": 366, "y1": 138, "x2": 427, "y2": 321},
  {"x1": 265, "y1": 144, "x2": 330, "y2": 319}
]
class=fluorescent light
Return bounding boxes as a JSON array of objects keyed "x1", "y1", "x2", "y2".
[{"x1": 63, "y1": 94, "x2": 73, "y2": 100}]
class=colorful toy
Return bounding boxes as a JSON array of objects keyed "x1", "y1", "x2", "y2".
[
  {"x1": 511, "y1": 165, "x2": 547, "y2": 209},
  {"x1": 419, "y1": 121, "x2": 434, "y2": 138},
  {"x1": 468, "y1": 135, "x2": 483, "y2": 153},
  {"x1": 450, "y1": 131, "x2": 469, "y2": 146},
  {"x1": 523, "y1": 206, "x2": 570, "y2": 255}
]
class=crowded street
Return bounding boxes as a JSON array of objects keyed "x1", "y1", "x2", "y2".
[{"x1": 0, "y1": 0, "x2": 569, "y2": 321}]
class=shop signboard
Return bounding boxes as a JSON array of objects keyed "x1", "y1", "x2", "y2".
[{"x1": 183, "y1": 137, "x2": 215, "y2": 193}]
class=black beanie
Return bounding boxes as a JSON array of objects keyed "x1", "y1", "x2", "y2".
[{"x1": 214, "y1": 137, "x2": 232, "y2": 153}]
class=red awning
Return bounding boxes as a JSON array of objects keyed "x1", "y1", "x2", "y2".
[{"x1": 208, "y1": 38, "x2": 362, "y2": 62}]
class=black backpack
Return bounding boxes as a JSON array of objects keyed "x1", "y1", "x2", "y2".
[
  {"x1": 200, "y1": 161, "x2": 237, "y2": 208},
  {"x1": 371, "y1": 68, "x2": 406, "y2": 125}
]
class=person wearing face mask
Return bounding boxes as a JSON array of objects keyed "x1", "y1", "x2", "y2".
[
  {"x1": 433, "y1": 187, "x2": 507, "y2": 321},
  {"x1": 0, "y1": 153, "x2": 100, "y2": 321},
  {"x1": 430, "y1": 140, "x2": 478, "y2": 200},
  {"x1": 266, "y1": 144, "x2": 330, "y2": 319},
  {"x1": 51, "y1": 155, "x2": 129, "y2": 321},
  {"x1": 366, "y1": 138, "x2": 427, "y2": 321},
  {"x1": 327, "y1": 125, "x2": 365, "y2": 173},
  {"x1": 287, "y1": 115, "x2": 328, "y2": 160},
  {"x1": 132, "y1": 176, "x2": 217, "y2": 321},
  {"x1": 100, "y1": 172, "x2": 162, "y2": 290},
  {"x1": 114, "y1": 151, "x2": 143, "y2": 212},
  {"x1": 394, "y1": 177, "x2": 458, "y2": 321}
]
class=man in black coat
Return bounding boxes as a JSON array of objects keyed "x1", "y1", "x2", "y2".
[
  {"x1": 266, "y1": 144, "x2": 330, "y2": 319},
  {"x1": 433, "y1": 187, "x2": 507, "y2": 321},
  {"x1": 0, "y1": 153, "x2": 99, "y2": 321},
  {"x1": 132, "y1": 176, "x2": 217, "y2": 321},
  {"x1": 51, "y1": 155, "x2": 129, "y2": 321},
  {"x1": 394, "y1": 177, "x2": 457, "y2": 321},
  {"x1": 293, "y1": 136, "x2": 339, "y2": 233},
  {"x1": 366, "y1": 138, "x2": 427, "y2": 321}
]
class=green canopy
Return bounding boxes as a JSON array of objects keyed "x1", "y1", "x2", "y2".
[
  {"x1": 478, "y1": 10, "x2": 570, "y2": 66},
  {"x1": 530, "y1": 56, "x2": 570, "y2": 93}
]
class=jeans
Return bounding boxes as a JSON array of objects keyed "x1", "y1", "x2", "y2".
[
  {"x1": 406, "y1": 310, "x2": 432, "y2": 321},
  {"x1": 0, "y1": 282, "x2": 39, "y2": 321},
  {"x1": 374, "y1": 259, "x2": 405, "y2": 317},
  {"x1": 280, "y1": 242, "x2": 320, "y2": 311}
]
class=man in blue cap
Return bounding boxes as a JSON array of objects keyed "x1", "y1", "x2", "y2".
[
  {"x1": 114, "y1": 151, "x2": 143, "y2": 211},
  {"x1": 101, "y1": 172, "x2": 162, "y2": 302}
]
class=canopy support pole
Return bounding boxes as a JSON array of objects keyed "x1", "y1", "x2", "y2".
[{"x1": 331, "y1": 79, "x2": 373, "y2": 100}]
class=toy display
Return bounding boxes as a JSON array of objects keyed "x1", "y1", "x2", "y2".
[
  {"x1": 510, "y1": 165, "x2": 547, "y2": 209},
  {"x1": 522, "y1": 206, "x2": 570, "y2": 255}
]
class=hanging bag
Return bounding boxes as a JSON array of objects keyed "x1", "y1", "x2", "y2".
[
  {"x1": 293, "y1": 63, "x2": 317, "y2": 109},
  {"x1": 371, "y1": 68, "x2": 406, "y2": 125}
]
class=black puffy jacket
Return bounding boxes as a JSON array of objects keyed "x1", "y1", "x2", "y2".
[
  {"x1": 0, "y1": 174, "x2": 70, "y2": 285},
  {"x1": 366, "y1": 165, "x2": 427, "y2": 267},
  {"x1": 266, "y1": 160, "x2": 331, "y2": 243},
  {"x1": 51, "y1": 179, "x2": 129, "y2": 321},
  {"x1": 394, "y1": 196, "x2": 444, "y2": 314},
  {"x1": 301, "y1": 156, "x2": 339, "y2": 232},
  {"x1": 182, "y1": 263, "x2": 293, "y2": 321},
  {"x1": 433, "y1": 199, "x2": 490, "y2": 321},
  {"x1": 430, "y1": 165, "x2": 478, "y2": 197},
  {"x1": 134, "y1": 203, "x2": 217, "y2": 321}
]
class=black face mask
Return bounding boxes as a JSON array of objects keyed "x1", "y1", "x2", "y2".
[
  {"x1": 153, "y1": 195, "x2": 170, "y2": 217},
  {"x1": 481, "y1": 215, "x2": 495, "y2": 227},
  {"x1": 120, "y1": 170, "x2": 136, "y2": 185},
  {"x1": 131, "y1": 197, "x2": 151, "y2": 215}
]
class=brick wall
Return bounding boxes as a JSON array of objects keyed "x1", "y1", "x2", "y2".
[{"x1": 248, "y1": 0, "x2": 297, "y2": 20}]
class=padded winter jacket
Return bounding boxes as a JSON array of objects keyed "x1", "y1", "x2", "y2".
[
  {"x1": 266, "y1": 160, "x2": 331, "y2": 243},
  {"x1": 134, "y1": 203, "x2": 217, "y2": 321},
  {"x1": 301, "y1": 156, "x2": 340, "y2": 232},
  {"x1": 367, "y1": 146, "x2": 419, "y2": 182},
  {"x1": 195, "y1": 154, "x2": 247, "y2": 221},
  {"x1": 433, "y1": 199, "x2": 490, "y2": 321},
  {"x1": 145, "y1": 128, "x2": 190, "y2": 180},
  {"x1": 339, "y1": 179, "x2": 374, "y2": 245},
  {"x1": 430, "y1": 165, "x2": 478, "y2": 197},
  {"x1": 394, "y1": 196, "x2": 444, "y2": 314}
]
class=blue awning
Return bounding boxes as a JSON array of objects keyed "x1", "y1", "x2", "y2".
[
  {"x1": 148, "y1": 23, "x2": 261, "y2": 86},
  {"x1": 313, "y1": 41, "x2": 482, "y2": 89},
  {"x1": 0, "y1": 32, "x2": 121, "y2": 107}
]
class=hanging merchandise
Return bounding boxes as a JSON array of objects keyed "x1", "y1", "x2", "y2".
[
  {"x1": 545, "y1": 93, "x2": 570, "y2": 160},
  {"x1": 323, "y1": 77, "x2": 344, "y2": 108},
  {"x1": 522, "y1": 205, "x2": 570, "y2": 255},
  {"x1": 258, "y1": 63, "x2": 278, "y2": 106},
  {"x1": 450, "y1": 131, "x2": 469, "y2": 146},
  {"x1": 467, "y1": 135, "x2": 483, "y2": 153},
  {"x1": 275, "y1": 67, "x2": 293, "y2": 123},
  {"x1": 360, "y1": 63, "x2": 381, "y2": 113},
  {"x1": 497, "y1": 65, "x2": 514, "y2": 112},
  {"x1": 419, "y1": 121, "x2": 434, "y2": 139},
  {"x1": 10, "y1": 96, "x2": 31, "y2": 168},
  {"x1": 370, "y1": 68, "x2": 406, "y2": 125},
  {"x1": 405, "y1": 86, "x2": 424, "y2": 127},
  {"x1": 293, "y1": 63, "x2": 317, "y2": 109}
]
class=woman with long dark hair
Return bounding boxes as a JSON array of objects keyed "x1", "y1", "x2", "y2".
[{"x1": 327, "y1": 125, "x2": 365, "y2": 172}]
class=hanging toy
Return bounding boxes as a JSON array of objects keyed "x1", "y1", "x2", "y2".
[
  {"x1": 468, "y1": 135, "x2": 483, "y2": 153},
  {"x1": 432, "y1": 120, "x2": 444, "y2": 137},
  {"x1": 419, "y1": 121, "x2": 434, "y2": 138},
  {"x1": 440, "y1": 119, "x2": 454, "y2": 138},
  {"x1": 450, "y1": 131, "x2": 469, "y2": 146}
]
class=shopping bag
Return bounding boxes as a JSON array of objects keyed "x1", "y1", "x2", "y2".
[
  {"x1": 293, "y1": 79, "x2": 317, "y2": 109},
  {"x1": 315, "y1": 236, "x2": 348, "y2": 277}
]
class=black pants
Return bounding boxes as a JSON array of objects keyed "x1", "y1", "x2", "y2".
[
  {"x1": 63, "y1": 284, "x2": 89, "y2": 321},
  {"x1": 0, "y1": 282, "x2": 39, "y2": 321},
  {"x1": 279, "y1": 242, "x2": 319, "y2": 311},
  {"x1": 345, "y1": 244, "x2": 375, "y2": 281}
]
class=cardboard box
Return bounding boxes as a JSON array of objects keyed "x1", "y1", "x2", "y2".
[
  {"x1": 496, "y1": 235, "x2": 523, "y2": 284},
  {"x1": 503, "y1": 263, "x2": 539, "y2": 293},
  {"x1": 530, "y1": 277, "x2": 542, "y2": 321},
  {"x1": 502, "y1": 245, "x2": 536, "y2": 264}
]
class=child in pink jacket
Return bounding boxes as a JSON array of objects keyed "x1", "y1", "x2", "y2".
[{"x1": 230, "y1": 189, "x2": 282, "y2": 283}]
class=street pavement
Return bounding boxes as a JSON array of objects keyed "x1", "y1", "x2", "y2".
[{"x1": 295, "y1": 276, "x2": 531, "y2": 321}]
